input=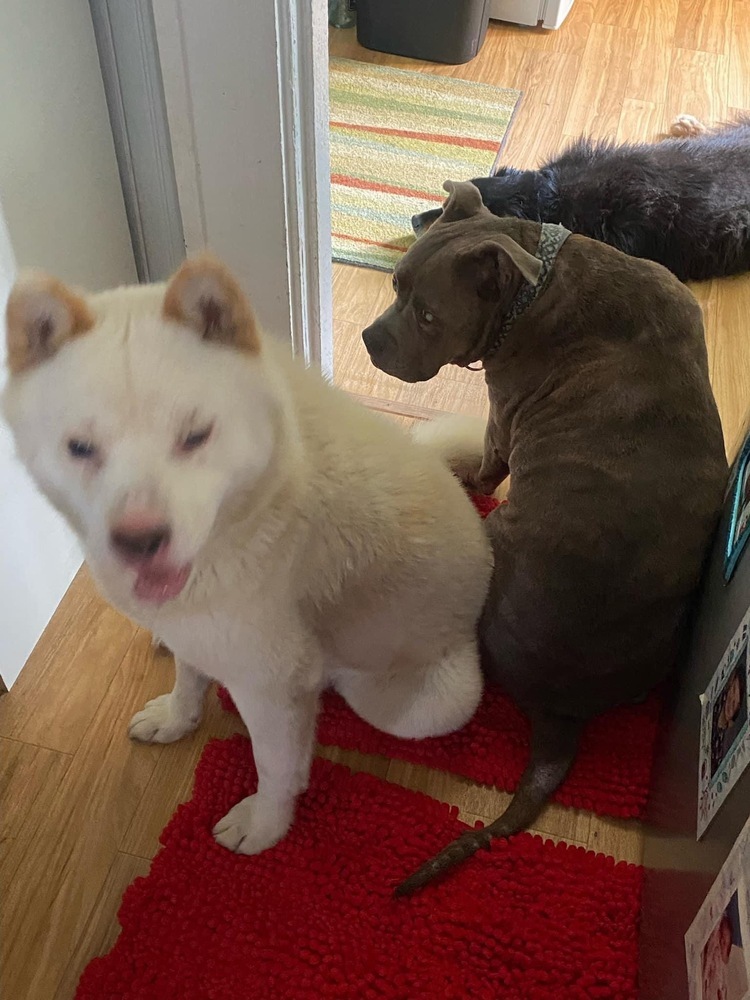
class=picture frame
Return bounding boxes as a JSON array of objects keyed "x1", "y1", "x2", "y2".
[
  {"x1": 685, "y1": 816, "x2": 750, "y2": 1000},
  {"x1": 724, "y1": 433, "x2": 750, "y2": 584},
  {"x1": 697, "y1": 607, "x2": 750, "y2": 839}
]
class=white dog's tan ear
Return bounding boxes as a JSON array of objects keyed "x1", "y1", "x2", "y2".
[
  {"x1": 5, "y1": 272, "x2": 94, "y2": 374},
  {"x1": 163, "y1": 254, "x2": 260, "y2": 353}
]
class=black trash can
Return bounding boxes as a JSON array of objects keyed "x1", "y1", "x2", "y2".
[{"x1": 356, "y1": 0, "x2": 491, "y2": 65}]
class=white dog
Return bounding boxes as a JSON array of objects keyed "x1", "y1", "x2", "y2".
[{"x1": 3, "y1": 256, "x2": 492, "y2": 856}]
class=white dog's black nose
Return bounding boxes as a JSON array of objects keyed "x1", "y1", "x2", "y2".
[{"x1": 110, "y1": 524, "x2": 170, "y2": 562}]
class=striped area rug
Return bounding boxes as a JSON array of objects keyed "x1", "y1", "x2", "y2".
[{"x1": 329, "y1": 58, "x2": 522, "y2": 271}]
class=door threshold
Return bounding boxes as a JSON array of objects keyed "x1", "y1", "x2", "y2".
[{"x1": 344, "y1": 392, "x2": 452, "y2": 422}]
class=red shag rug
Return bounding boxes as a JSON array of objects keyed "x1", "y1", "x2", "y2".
[
  {"x1": 218, "y1": 685, "x2": 660, "y2": 821},
  {"x1": 76, "y1": 736, "x2": 642, "y2": 1000}
]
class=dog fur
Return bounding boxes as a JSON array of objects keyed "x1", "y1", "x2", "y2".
[
  {"x1": 411, "y1": 117, "x2": 750, "y2": 282},
  {"x1": 365, "y1": 181, "x2": 728, "y2": 893},
  {"x1": 2, "y1": 255, "x2": 493, "y2": 860}
]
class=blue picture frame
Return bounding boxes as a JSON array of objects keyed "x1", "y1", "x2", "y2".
[{"x1": 724, "y1": 431, "x2": 750, "y2": 583}]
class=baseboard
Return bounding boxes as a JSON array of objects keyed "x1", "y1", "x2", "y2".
[{"x1": 345, "y1": 392, "x2": 451, "y2": 422}]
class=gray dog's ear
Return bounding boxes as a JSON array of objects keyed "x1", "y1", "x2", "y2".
[
  {"x1": 458, "y1": 237, "x2": 542, "y2": 298},
  {"x1": 493, "y1": 235, "x2": 543, "y2": 285},
  {"x1": 438, "y1": 181, "x2": 488, "y2": 224}
]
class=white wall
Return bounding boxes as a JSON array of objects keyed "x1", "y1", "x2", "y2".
[
  {"x1": 0, "y1": 211, "x2": 84, "y2": 688},
  {"x1": 0, "y1": 1, "x2": 137, "y2": 288},
  {"x1": 0, "y1": 1, "x2": 136, "y2": 687}
]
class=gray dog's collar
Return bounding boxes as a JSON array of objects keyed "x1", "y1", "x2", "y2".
[{"x1": 484, "y1": 223, "x2": 571, "y2": 361}]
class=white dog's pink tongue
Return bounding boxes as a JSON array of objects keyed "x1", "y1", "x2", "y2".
[{"x1": 134, "y1": 563, "x2": 191, "y2": 603}]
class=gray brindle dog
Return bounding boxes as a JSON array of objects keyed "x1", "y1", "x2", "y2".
[{"x1": 363, "y1": 181, "x2": 728, "y2": 895}]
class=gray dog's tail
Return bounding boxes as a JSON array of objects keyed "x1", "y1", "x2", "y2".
[{"x1": 394, "y1": 713, "x2": 582, "y2": 897}]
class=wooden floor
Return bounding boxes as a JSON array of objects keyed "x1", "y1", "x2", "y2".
[
  {"x1": 331, "y1": 5, "x2": 750, "y2": 455},
  {"x1": 2, "y1": 4, "x2": 749, "y2": 998}
]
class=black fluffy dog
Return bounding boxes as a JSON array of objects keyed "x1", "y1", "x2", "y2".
[{"x1": 411, "y1": 117, "x2": 750, "y2": 282}]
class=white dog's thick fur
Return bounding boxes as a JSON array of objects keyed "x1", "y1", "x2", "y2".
[{"x1": 2, "y1": 256, "x2": 492, "y2": 857}]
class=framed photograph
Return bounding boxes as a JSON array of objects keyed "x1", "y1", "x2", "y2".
[
  {"x1": 698, "y1": 607, "x2": 750, "y2": 839},
  {"x1": 724, "y1": 434, "x2": 750, "y2": 583},
  {"x1": 686, "y1": 816, "x2": 750, "y2": 1000}
]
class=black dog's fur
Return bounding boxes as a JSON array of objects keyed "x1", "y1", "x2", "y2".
[{"x1": 412, "y1": 119, "x2": 750, "y2": 282}]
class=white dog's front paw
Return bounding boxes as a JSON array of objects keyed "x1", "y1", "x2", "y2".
[
  {"x1": 212, "y1": 794, "x2": 293, "y2": 855},
  {"x1": 128, "y1": 693, "x2": 200, "y2": 744}
]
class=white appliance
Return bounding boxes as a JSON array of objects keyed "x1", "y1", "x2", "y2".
[{"x1": 489, "y1": 0, "x2": 574, "y2": 28}]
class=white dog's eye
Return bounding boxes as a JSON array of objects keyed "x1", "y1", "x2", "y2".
[
  {"x1": 420, "y1": 309, "x2": 434, "y2": 324},
  {"x1": 67, "y1": 438, "x2": 99, "y2": 461},
  {"x1": 180, "y1": 425, "x2": 213, "y2": 453}
]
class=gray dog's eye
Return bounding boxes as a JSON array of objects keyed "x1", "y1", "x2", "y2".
[{"x1": 420, "y1": 309, "x2": 434, "y2": 324}]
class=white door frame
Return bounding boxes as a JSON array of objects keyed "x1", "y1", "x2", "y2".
[
  {"x1": 89, "y1": 0, "x2": 186, "y2": 284},
  {"x1": 150, "y1": 0, "x2": 333, "y2": 374}
]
